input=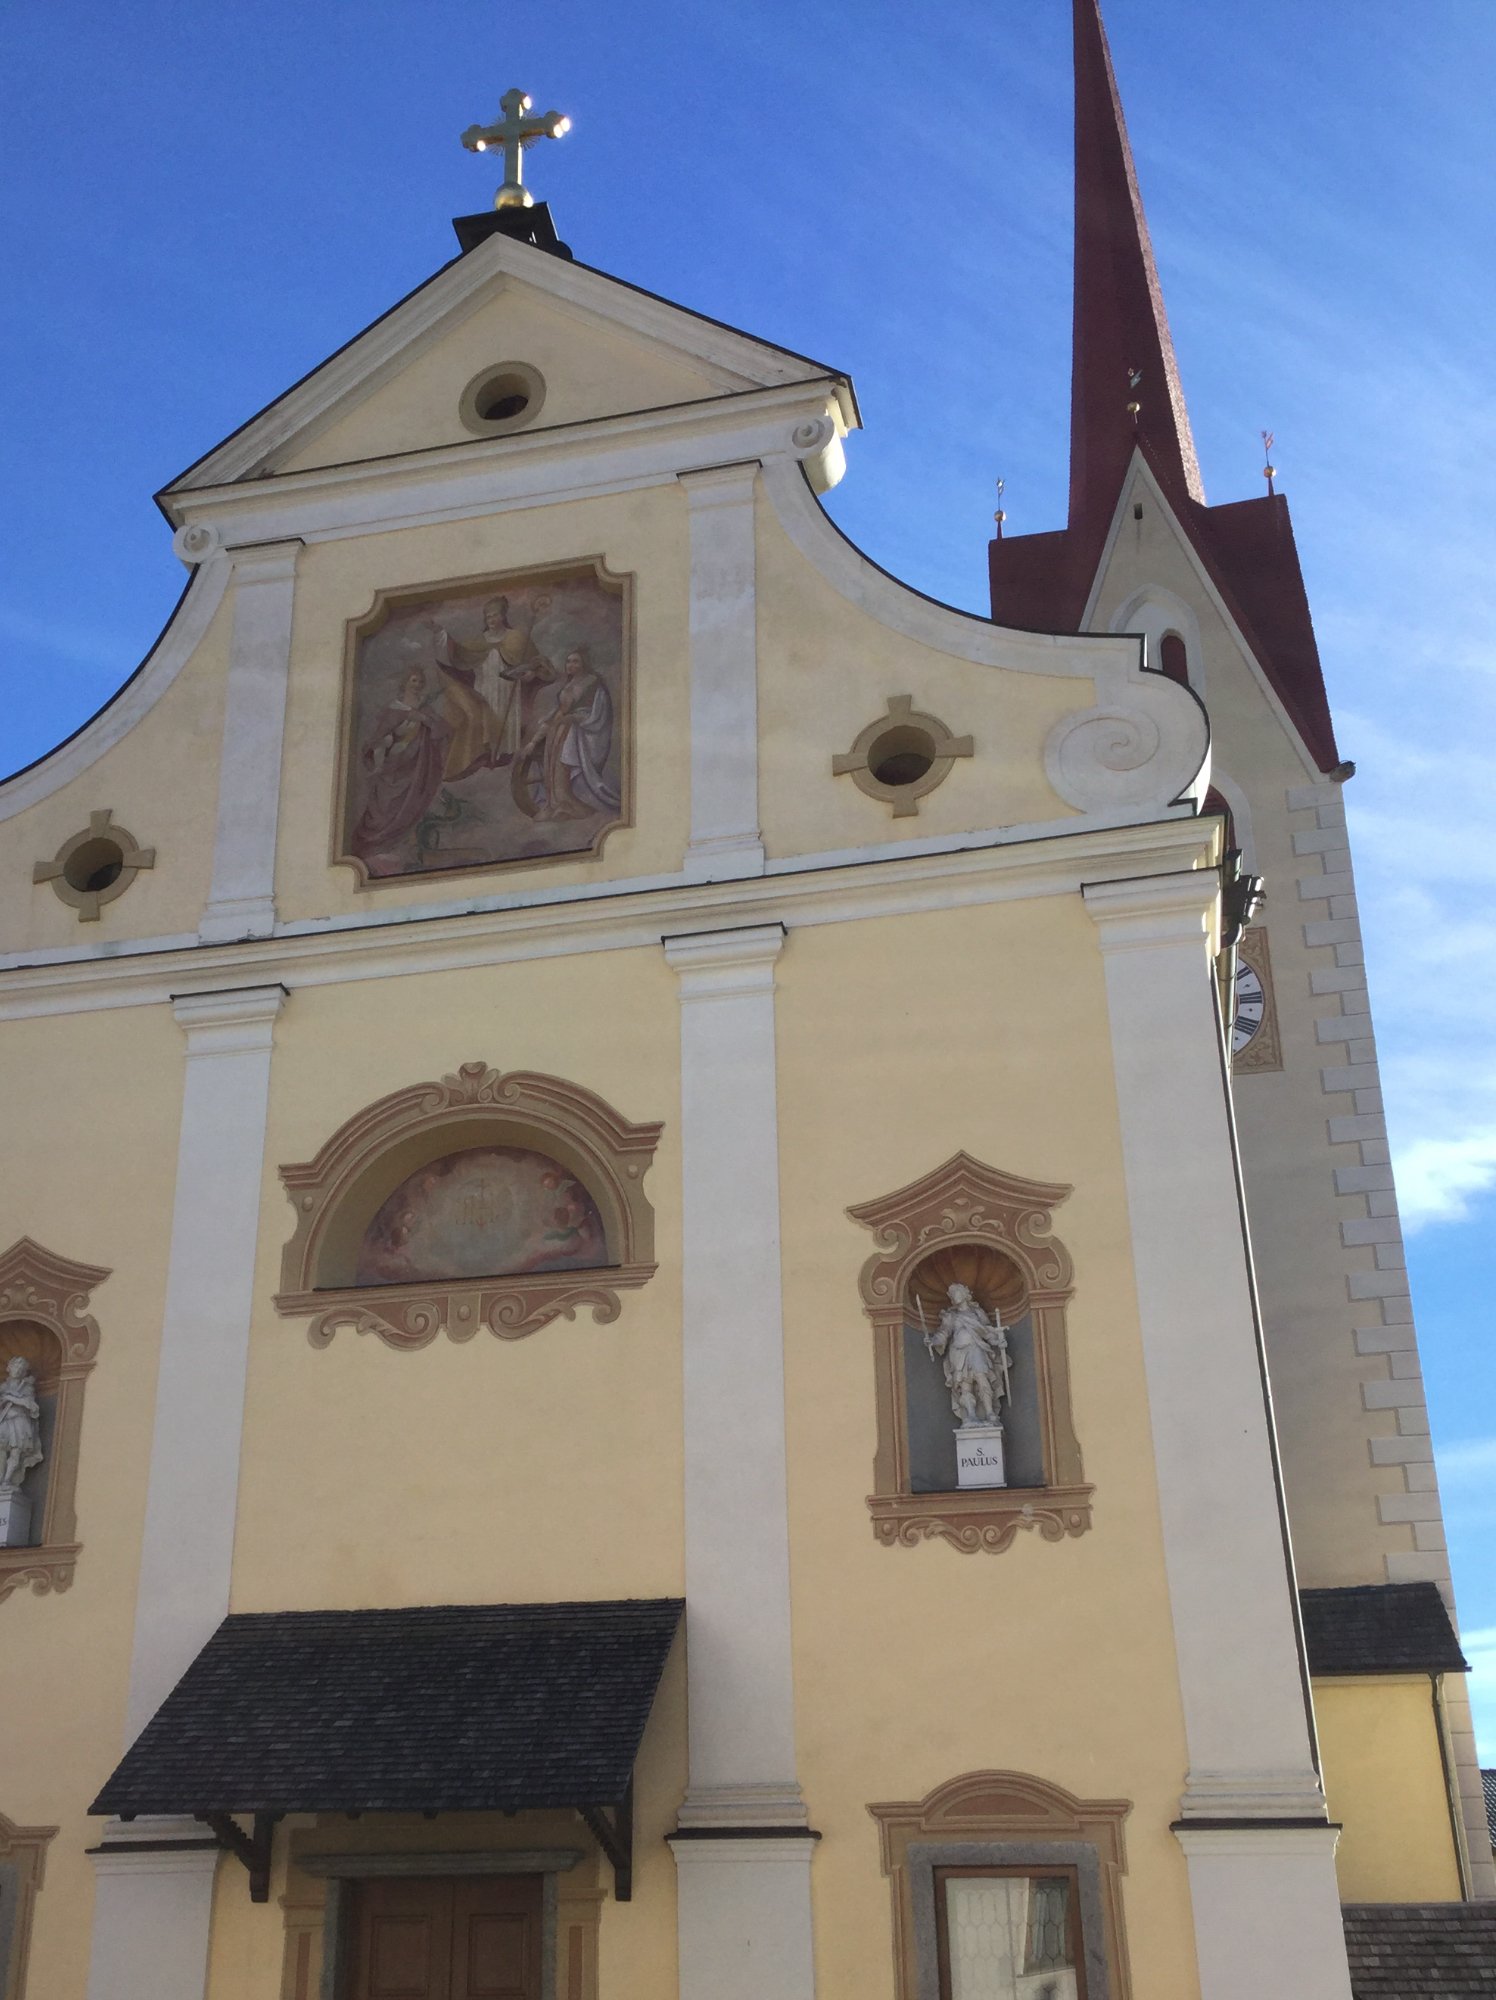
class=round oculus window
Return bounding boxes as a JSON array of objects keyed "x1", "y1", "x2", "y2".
[{"x1": 459, "y1": 362, "x2": 546, "y2": 437}]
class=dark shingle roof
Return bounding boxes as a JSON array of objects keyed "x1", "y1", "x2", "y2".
[
  {"x1": 91, "y1": 1599, "x2": 683, "y2": 1819},
  {"x1": 1483, "y1": 1769, "x2": 1496, "y2": 1847},
  {"x1": 1343, "y1": 1904, "x2": 1496, "y2": 1997},
  {"x1": 1301, "y1": 1583, "x2": 1468, "y2": 1677}
]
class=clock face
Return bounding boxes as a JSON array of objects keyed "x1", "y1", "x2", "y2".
[{"x1": 1233, "y1": 959, "x2": 1266, "y2": 1054}]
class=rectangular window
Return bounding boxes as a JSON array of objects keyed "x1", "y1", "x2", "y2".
[{"x1": 934, "y1": 1866, "x2": 1085, "y2": 2000}]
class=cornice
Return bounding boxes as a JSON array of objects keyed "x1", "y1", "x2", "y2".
[
  {"x1": 168, "y1": 227, "x2": 855, "y2": 496},
  {"x1": 164, "y1": 380, "x2": 845, "y2": 546},
  {"x1": 1082, "y1": 868, "x2": 1220, "y2": 955},
  {"x1": 0, "y1": 821, "x2": 1214, "y2": 1021}
]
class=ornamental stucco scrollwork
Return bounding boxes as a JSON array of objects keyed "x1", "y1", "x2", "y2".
[
  {"x1": 1043, "y1": 671, "x2": 1209, "y2": 814},
  {"x1": 848, "y1": 1154, "x2": 1091, "y2": 1554},
  {"x1": 276, "y1": 1061, "x2": 661, "y2": 1351}
]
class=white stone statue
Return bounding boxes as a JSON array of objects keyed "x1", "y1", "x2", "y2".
[
  {"x1": 923, "y1": 1283, "x2": 1012, "y2": 1428},
  {"x1": 0, "y1": 1357, "x2": 43, "y2": 1495}
]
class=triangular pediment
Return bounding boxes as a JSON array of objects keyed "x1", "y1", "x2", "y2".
[{"x1": 165, "y1": 228, "x2": 851, "y2": 494}]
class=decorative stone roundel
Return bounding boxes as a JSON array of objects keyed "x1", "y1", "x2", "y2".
[
  {"x1": 32, "y1": 810, "x2": 154, "y2": 921},
  {"x1": 832, "y1": 695, "x2": 974, "y2": 818}
]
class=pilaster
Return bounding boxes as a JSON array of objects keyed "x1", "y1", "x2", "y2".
[
  {"x1": 677, "y1": 466, "x2": 765, "y2": 882},
  {"x1": 199, "y1": 541, "x2": 301, "y2": 943},
  {"x1": 1083, "y1": 870, "x2": 1351, "y2": 1999},
  {"x1": 87, "y1": 985, "x2": 286, "y2": 2000},
  {"x1": 663, "y1": 921, "x2": 815, "y2": 2000},
  {"x1": 86, "y1": 1820, "x2": 221, "y2": 2000}
]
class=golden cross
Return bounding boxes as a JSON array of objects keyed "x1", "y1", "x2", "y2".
[{"x1": 461, "y1": 88, "x2": 571, "y2": 211}]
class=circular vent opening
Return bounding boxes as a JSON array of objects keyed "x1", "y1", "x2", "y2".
[
  {"x1": 867, "y1": 725, "x2": 937, "y2": 789},
  {"x1": 476, "y1": 383, "x2": 531, "y2": 424},
  {"x1": 460, "y1": 362, "x2": 546, "y2": 436},
  {"x1": 63, "y1": 837, "x2": 125, "y2": 895}
]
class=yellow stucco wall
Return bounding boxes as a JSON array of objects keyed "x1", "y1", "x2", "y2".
[
  {"x1": 776, "y1": 896, "x2": 1200, "y2": 1999},
  {"x1": 274, "y1": 275, "x2": 740, "y2": 477},
  {"x1": 231, "y1": 946, "x2": 685, "y2": 1615},
  {"x1": 1314, "y1": 1675, "x2": 1463, "y2": 1901},
  {"x1": 0, "y1": 583, "x2": 228, "y2": 954},
  {"x1": 273, "y1": 487, "x2": 692, "y2": 926},
  {"x1": 754, "y1": 496, "x2": 1090, "y2": 860},
  {"x1": 0, "y1": 1004, "x2": 186, "y2": 1998}
]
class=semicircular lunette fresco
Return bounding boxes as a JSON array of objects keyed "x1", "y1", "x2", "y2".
[{"x1": 354, "y1": 1146, "x2": 608, "y2": 1287}]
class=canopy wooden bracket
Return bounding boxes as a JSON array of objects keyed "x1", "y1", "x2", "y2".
[
  {"x1": 198, "y1": 1812, "x2": 280, "y2": 1902},
  {"x1": 579, "y1": 1775, "x2": 634, "y2": 1901}
]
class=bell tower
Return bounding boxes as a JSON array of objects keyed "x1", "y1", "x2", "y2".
[{"x1": 990, "y1": 0, "x2": 1494, "y2": 1900}]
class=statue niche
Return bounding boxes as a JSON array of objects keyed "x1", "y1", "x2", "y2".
[
  {"x1": 905, "y1": 1248, "x2": 1046, "y2": 1495},
  {"x1": 0, "y1": 1239, "x2": 106, "y2": 1604},
  {"x1": 849, "y1": 1155, "x2": 1092, "y2": 1555},
  {"x1": 276, "y1": 1062, "x2": 661, "y2": 1350}
]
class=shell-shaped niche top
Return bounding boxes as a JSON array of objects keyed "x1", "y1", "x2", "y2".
[{"x1": 275, "y1": 1061, "x2": 661, "y2": 1351}]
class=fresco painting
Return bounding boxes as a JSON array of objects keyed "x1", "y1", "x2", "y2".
[
  {"x1": 355, "y1": 1145, "x2": 609, "y2": 1286},
  {"x1": 341, "y1": 563, "x2": 628, "y2": 878}
]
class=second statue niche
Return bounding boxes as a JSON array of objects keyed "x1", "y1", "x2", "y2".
[{"x1": 849, "y1": 1154, "x2": 1093, "y2": 1554}]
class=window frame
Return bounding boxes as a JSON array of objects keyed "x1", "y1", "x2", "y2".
[{"x1": 933, "y1": 1862, "x2": 1088, "y2": 2000}]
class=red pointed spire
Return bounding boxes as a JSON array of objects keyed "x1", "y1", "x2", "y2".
[{"x1": 1069, "y1": 0, "x2": 1203, "y2": 529}]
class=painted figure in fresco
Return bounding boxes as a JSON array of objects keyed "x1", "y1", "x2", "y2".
[
  {"x1": 351, "y1": 667, "x2": 453, "y2": 863},
  {"x1": 355, "y1": 1146, "x2": 608, "y2": 1285},
  {"x1": 434, "y1": 594, "x2": 555, "y2": 777},
  {"x1": 925, "y1": 1282, "x2": 1012, "y2": 1428},
  {"x1": 0, "y1": 1358, "x2": 43, "y2": 1494},
  {"x1": 518, "y1": 647, "x2": 621, "y2": 821}
]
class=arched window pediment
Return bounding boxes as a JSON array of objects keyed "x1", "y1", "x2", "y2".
[{"x1": 275, "y1": 1062, "x2": 661, "y2": 1350}]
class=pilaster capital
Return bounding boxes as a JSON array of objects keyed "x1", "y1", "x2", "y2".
[
  {"x1": 677, "y1": 461, "x2": 760, "y2": 509},
  {"x1": 171, "y1": 982, "x2": 286, "y2": 1055},
  {"x1": 225, "y1": 537, "x2": 303, "y2": 586},
  {"x1": 664, "y1": 922, "x2": 785, "y2": 999},
  {"x1": 1083, "y1": 867, "x2": 1220, "y2": 955}
]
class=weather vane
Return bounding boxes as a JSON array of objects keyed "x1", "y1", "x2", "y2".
[
  {"x1": 993, "y1": 478, "x2": 1007, "y2": 538},
  {"x1": 1261, "y1": 429, "x2": 1277, "y2": 497},
  {"x1": 461, "y1": 88, "x2": 572, "y2": 211}
]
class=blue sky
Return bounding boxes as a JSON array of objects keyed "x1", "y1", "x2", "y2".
[{"x1": 4, "y1": 2, "x2": 1495, "y2": 1748}]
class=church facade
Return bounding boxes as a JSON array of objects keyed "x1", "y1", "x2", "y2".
[{"x1": 0, "y1": 7, "x2": 1490, "y2": 1999}]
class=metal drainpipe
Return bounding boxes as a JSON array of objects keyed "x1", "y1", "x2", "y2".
[{"x1": 1432, "y1": 1671, "x2": 1473, "y2": 1899}]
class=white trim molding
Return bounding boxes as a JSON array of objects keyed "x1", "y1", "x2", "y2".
[
  {"x1": 1083, "y1": 869, "x2": 1352, "y2": 1997},
  {"x1": 1172, "y1": 1824, "x2": 1351, "y2": 2000},
  {"x1": 679, "y1": 464, "x2": 765, "y2": 881},
  {"x1": 127, "y1": 982, "x2": 285, "y2": 1740},
  {"x1": 198, "y1": 542, "x2": 302, "y2": 943},
  {"x1": 167, "y1": 226, "x2": 855, "y2": 497},
  {"x1": 663, "y1": 922, "x2": 816, "y2": 2000},
  {"x1": 0, "y1": 558, "x2": 231, "y2": 825},
  {"x1": 85, "y1": 1820, "x2": 221, "y2": 2000}
]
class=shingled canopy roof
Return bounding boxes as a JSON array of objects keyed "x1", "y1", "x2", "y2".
[
  {"x1": 92, "y1": 1599, "x2": 683, "y2": 1820},
  {"x1": 1343, "y1": 1905, "x2": 1496, "y2": 1997},
  {"x1": 1300, "y1": 1583, "x2": 1467, "y2": 1677}
]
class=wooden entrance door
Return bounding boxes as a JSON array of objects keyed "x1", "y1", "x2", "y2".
[{"x1": 347, "y1": 1875, "x2": 543, "y2": 2000}]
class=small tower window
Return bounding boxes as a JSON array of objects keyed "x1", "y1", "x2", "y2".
[{"x1": 1158, "y1": 632, "x2": 1189, "y2": 685}]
